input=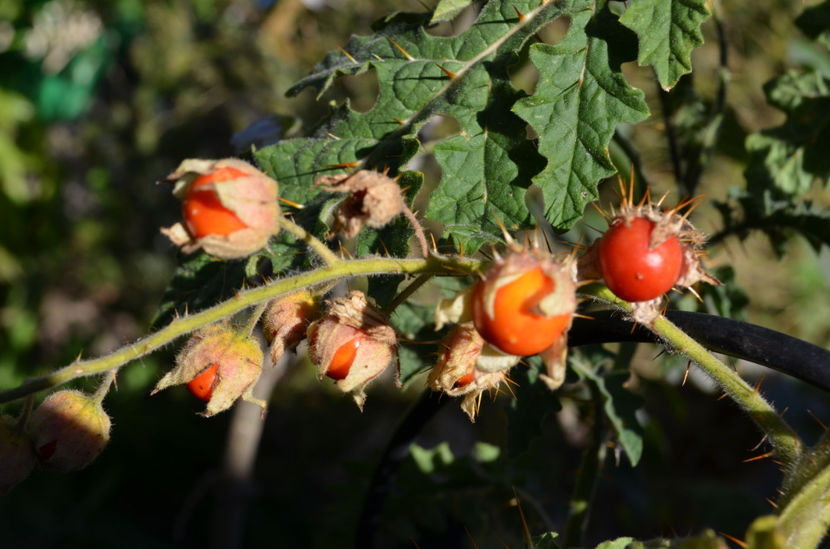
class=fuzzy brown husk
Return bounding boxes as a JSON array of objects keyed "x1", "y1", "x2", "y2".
[
  {"x1": 315, "y1": 170, "x2": 404, "y2": 238},
  {"x1": 306, "y1": 291, "x2": 397, "y2": 410},
  {"x1": 160, "y1": 158, "x2": 280, "y2": 259}
]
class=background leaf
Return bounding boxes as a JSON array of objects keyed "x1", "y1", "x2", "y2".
[
  {"x1": 513, "y1": 1, "x2": 650, "y2": 232},
  {"x1": 619, "y1": 0, "x2": 710, "y2": 90}
]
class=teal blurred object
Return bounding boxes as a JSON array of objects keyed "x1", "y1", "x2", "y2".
[{"x1": 35, "y1": 34, "x2": 112, "y2": 122}]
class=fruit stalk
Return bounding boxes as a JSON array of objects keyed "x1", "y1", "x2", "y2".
[
  {"x1": 583, "y1": 284, "x2": 802, "y2": 467},
  {"x1": 0, "y1": 256, "x2": 482, "y2": 405}
]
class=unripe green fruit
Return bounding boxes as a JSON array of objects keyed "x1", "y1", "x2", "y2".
[{"x1": 30, "y1": 390, "x2": 111, "y2": 472}]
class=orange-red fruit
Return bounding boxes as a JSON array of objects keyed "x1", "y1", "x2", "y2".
[
  {"x1": 472, "y1": 266, "x2": 571, "y2": 356},
  {"x1": 597, "y1": 217, "x2": 683, "y2": 302},
  {"x1": 187, "y1": 363, "x2": 219, "y2": 402},
  {"x1": 325, "y1": 336, "x2": 362, "y2": 380},
  {"x1": 183, "y1": 168, "x2": 248, "y2": 238}
]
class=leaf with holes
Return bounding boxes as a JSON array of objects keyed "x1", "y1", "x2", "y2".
[
  {"x1": 513, "y1": 4, "x2": 650, "y2": 232},
  {"x1": 256, "y1": 0, "x2": 609, "y2": 254},
  {"x1": 619, "y1": 0, "x2": 710, "y2": 90},
  {"x1": 745, "y1": 70, "x2": 830, "y2": 199}
]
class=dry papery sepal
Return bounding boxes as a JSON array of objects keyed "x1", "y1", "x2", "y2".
[
  {"x1": 160, "y1": 158, "x2": 281, "y2": 259},
  {"x1": 262, "y1": 290, "x2": 320, "y2": 365},
  {"x1": 306, "y1": 290, "x2": 397, "y2": 410},
  {"x1": 578, "y1": 181, "x2": 721, "y2": 323},
  {"x1": 151, "y1": 323, "x2": 266, "y2": 417},
  {"x1": 314, "y1": 168, "x2": 429, "y2": 257},
  {"x1": 432, "y1": 233, "x2": 579, "y2": 420}
]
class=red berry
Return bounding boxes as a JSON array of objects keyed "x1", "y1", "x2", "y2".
[
  {"x1": 183, "y1": 168, "x2": 248, "y2": 238},
  {"x1": 186, "y1": 363, "x2": 219, "y2": 402},
  {"x1": 471, "y1": 266, "x2": 572, "y2": 356},
  {"x1": 325, "y1": 336, "x2": 363, "y2": 380},
  {"x1": 597, "y1": 216, "x2": 683, "y2": 302},
  {"x1": 452, "y1": 368, "x2": 475, "y2": 389}
]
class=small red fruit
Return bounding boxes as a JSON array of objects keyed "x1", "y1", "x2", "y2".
[
  {"x1": 186, "y1": 363, "x2": 219, "y2": 402},
  {"x1": 183, "y1": 168, "x2": 247, "y2": 238},
  {"x1": 160, "y1": 158, "x2": 281, "y2": 259},
  {"x1": 597, "y1": 216, "x2": 683, "y2": 302},
  {"x1": 453, "y1": 368, "x2": 475, "y2": 388},
  {"x1": 472, "y1": 265, "x2": 572, "y2": 356},
  {"x1": 325, "y1": 336, "x2": 362, "y2": 381}
]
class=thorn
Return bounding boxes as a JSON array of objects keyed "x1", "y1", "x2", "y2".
[
  {"x1": 464, "y1": 526, "x2": 480, "y2": 549},
  {"x1": 492, "y1": 213, "x2": 514, "y2": 245},
  {"x1": 779, "y1": 406, "x2": 789, "y2": 418},
  {"x1": 338, "y1": 46, "x2": 357, "y2": 64},
  {"x1": 325, "y1": 131, "x2": 340, "y2": 140},
  {"x1": 573, "y1": 313, "x2": 594, "y2": 320},
  {"x1": 459, "y1": 239, "x2": 464, "y2": 257},
  {"x1": 717, "y1": 391, "x2": 728, "y2": 401},
  {"x1": 411, "y1": 539, "x2": 422, "y2": 549},
  {"x1": 719, "y1": 532, "x2": 747, "y2": 548},
  {"x1": 682, "y1": 360, "x2": 691, "y2": 387},
  {"x1": 325, "y1": 161, "x2": 359, "y2": 169},
  {"x1": 749, "y1": 434, "x2": 768, "y2": 452},
  {"x1": 372, "y1": 53, "x2": 383, "y2": 61},
  {"x1": 393, "y1": 118, "x2": 405, "y2": 125},
  {"x1": 430, "y1": 232, "x2": 438, "y2": 253},
  {"x1": 503, "y1": 379, "x2": 518, "y2": 400},
  {"x1": 808, "y1": 409, "x2": 828, "y2": 430},
  {"x1": 686, "y1": 285, "x2": 703, "y2": 302},
  {"x1": 435, "y1": 63, "x2": 456, "y2": 79},
  {"x1": 743, "y1": 451, "x2": 774, "y2": 463},
  {"x1": 388, "y1": 38, "x2": 415, "y2": 60},
  {"x1": 512, "y1": 487, "x2": 533, "y2": 548},
  {"x1": 378, "y1": 237, "x2": 391, "y2": 257},
  {"x1": 278, "y1": 196, "x2": 305, "y2": 209},
  {"x1": 753, "y1": 374, "x2": 765, "y2": 394},
  {"x1": 653, "y1": 348, "x2": 667, "y2": 360},
  {"x1": 655, "y1": 191, "x2": 670, "y2": 208},
  {"x1": 513, "y1": 6, "x2": 525, "y2": 19},
  {"x1": 590, "y1": 201, "x2": 609, "y2": 219},
  {"x1": 765, "y1": 498, "x2": 778, "y2": 509}
]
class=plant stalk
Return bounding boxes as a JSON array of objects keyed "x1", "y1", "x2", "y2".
[{"x1": 0, "y1": 255, "x2": 483, "y2": 405}]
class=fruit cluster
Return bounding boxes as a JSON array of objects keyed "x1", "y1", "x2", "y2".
[{"x1": 151, "y1": 162, "x2": 719, "y2": 422}]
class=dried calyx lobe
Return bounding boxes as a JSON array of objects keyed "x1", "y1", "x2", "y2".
[
  {"x1": 160, "y1": 158, "x2": 281, "y2": 259},
  {"x1": 306, "y1": 291, "x2": 396, "y2": 410},
  {"x1": 152, "y1": 324, "x2": 265, "y2": 417}
]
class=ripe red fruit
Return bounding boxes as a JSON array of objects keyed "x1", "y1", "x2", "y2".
[
  {"x1": 597, "y1": 216, "x2": 683, "y2": 302},
  {"x1": 452, "y1": 368, "x2": 475, "y2": 388},
  {"x1": 186, "y1": 363, "x2": 219, "y2": 402},
  {"x1": 183, "y1": 168, "x2": 248, "y2": 238},
  {"x1": 325, "y1": 336, "x2": 362, "y2": 380},
  {"x1": 471, "y1": 265, "x2": 572, "y2": 356}
]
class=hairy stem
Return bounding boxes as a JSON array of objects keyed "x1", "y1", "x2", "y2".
[
  {"x1": 582, "y1": 285, "x2": 802, "y2": 467},
  {"x1": 277, "y1": 215, "x2": 340, "y2": 265},
  {"x1": 0, "y1": 256, "x2": 483, "y2": 405}
]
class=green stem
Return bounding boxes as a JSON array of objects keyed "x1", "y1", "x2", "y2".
[
  {"x1": 0, "y1": 255, "x2": 483, "y2": 405},
  {"x1": 277, "y1": 216, "x2": 340, "y2": 266},
  {"x1": 776, "y1": 459, "x2": 830, "y2": 548},
  {"x1": 382, "y1": 273, "x2": 433, "y2": 316},
  {"x1": 582, "y1": 285, "x2": 802, "y2": 467},
  {"x1": 242, "y1": 301, "x2": 269, "y2": 337}
]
